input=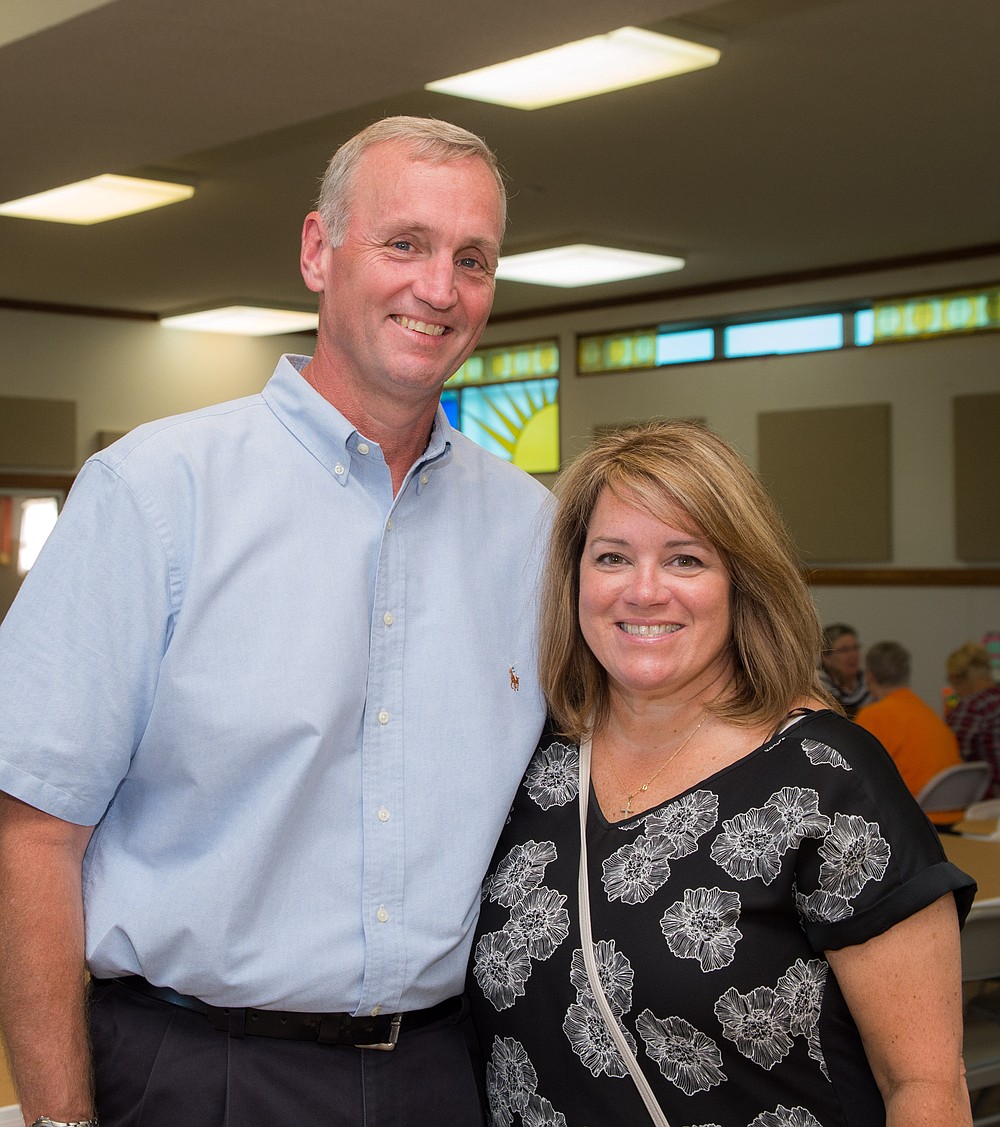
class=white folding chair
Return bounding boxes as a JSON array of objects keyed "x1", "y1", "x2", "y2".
[
  {"x1": 967, "y1": 799, "x2": 1000, "y2": 823},
  {"x1": 916, "y1": 762, "x2": 992, "y2": 814}
]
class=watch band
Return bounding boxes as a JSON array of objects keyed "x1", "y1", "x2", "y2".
[{"x1": 30, "y1": 1117, "x2": 98, "y2": 1127}]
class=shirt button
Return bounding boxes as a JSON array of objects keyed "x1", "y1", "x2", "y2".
[
  {"x1": 377, "y1": 807, "x2": 390, "y2": 822},
  {"x1": 386, "y1": 518, "x2": 393, "y2": 530},
  {"x1": 334, "y1": 463, "x2": 345, "y2": 476},
  {"x1": 378, "y1": 709, "x2": 390, "y2": 725},
  {"x1": 419, "y1": 473, "x2": 429, "y2": 486},
  {"x1": 383, "y1": 612, "x2": 394, "y2": 627},
  {"x1": 376, "y1": 906, "x2": 389, "y2": 923},
  {"x1": 371, "y1": 1004, "x2": 382, "y2": 1016},
  {"x1": 357, "y1": 443, "x2": 370, "y2": 455}
]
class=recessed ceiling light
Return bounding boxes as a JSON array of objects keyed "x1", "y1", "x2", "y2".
[
  {"x1": 0, "y1": 174, "x2": 194, "y2": 224},
  {"x1": 160, "y1": 306, "x2": 319, "y2": 337},
  {"x1": 426, "y1": 26, "x2": 720, "y2": 110},
  {"x1": 496, "y1": 245, "x2": 685, "y2": 288}
]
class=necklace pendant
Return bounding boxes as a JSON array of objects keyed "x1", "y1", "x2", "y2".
[{"x1": 622, "y1": 795, "x2": 634, "y2": 816}]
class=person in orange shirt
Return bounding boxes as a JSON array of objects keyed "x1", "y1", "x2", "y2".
[{"x1": 856, "y1": 641, "x2": 962, "y2": 826}]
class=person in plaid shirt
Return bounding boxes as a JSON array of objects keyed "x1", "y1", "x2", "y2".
[{"x1": 946, "y1": 642, "x2": 1000, "y2": 796}]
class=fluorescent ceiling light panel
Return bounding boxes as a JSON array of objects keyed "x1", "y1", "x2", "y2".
[
  {"x1": 0, "y1": 174, "x2": 194, "y2": 224},
  {"x1": 160, "y1": 306, "x2": 319, "y2": 337},
  {"x1": 425, "y1": 26, "x2": 720, "y2": 110},
  {"x1": 496, "y1": 244, "x2": 685, "y2": 288}
]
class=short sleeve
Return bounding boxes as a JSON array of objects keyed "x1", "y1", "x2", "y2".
[
  {"x1": 788, "y1": 712, "x2": 976, "y2": 950},
  {"x1": 0, "y1": 458, "x2": 175, "y2": 824}
]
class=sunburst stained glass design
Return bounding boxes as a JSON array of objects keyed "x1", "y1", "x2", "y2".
[
  {"x1": 459, "y1": 378, "x2": 560, "y2": 474},
  {"x1": 442, "y1": 340, "x2": 560, "y2": 473}
]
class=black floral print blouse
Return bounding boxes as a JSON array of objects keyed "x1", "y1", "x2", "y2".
[{"x1": 468, "y1": 710, "x2": 974, "y2": 1127}]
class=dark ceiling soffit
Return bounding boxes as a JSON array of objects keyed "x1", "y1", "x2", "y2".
[
  {"x1": 488, "y1": 242, "x2": 1000, "y2": 325},
  {"x1": 0, "y1": 297, "x2": 157, "y2": 321}
]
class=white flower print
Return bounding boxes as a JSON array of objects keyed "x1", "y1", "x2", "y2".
[
  {"x1": 806, "y1": 1025, "x2": 829, "y2": 1079},
  {"x1": 749, "y1": 1105, "x2": 823, "y2": 1127},
  {"x1": 602, "y1": 834, "x2": 673, "y2": 904},
  {"x1": 563, "y1": 996, "x2": 636, "y2": 1078},
  {"x1": 521, "y1": 1093, "x2": 568, "y2": 1127},
  {"x1": 765, "y1": 787, "x2": 831, "y2": 853},
  {"x1": 490, "y1": 840, "x2": 558, "y2": 907},
  {"x1": 635, "y1": 1009, "x2": 726, "y2": 1095},
  {"x1": 504, "y1": 886, "x2": 570, "y2": 961},
  {"x1": 474, "y1": 931, "x2": 532, "y2": 1011},
  {"x1": 569, "y1": 940, "x2": 634, "y2": 1016},
  {"x1": 484, "y1": 1065, "x2": 514, "y2": 1127},
  {"x1": 794, "y1": 887, "x2": 854, "y2": 923},
  {"x1": 714, "y1": 986, "x2": 793, "y2": 1070},
  {"x1": 710, "y1": 805, "x2": 784, "y2": 885},
  {"x1": 801, "y1": 738, "x2": 852, "y2": 771},
  {"x1": 660, "y1": 886, "x2": 742, "y2": 972},
  {"x1": 818, "y1": 812, "x2": 890, "y2": 899},
  {"x1": 488, "y1": 1036, "x2": 538, "y2": 1117},
  {"x1": 524, "y1": 741, "x2": 579, "y2": 810},
  {"x1": 775, "y1": 958, "x2": 827, "y2": 1037},
  {"x1": 642, "y1": 789, "x2": 719, "y2": 858}
]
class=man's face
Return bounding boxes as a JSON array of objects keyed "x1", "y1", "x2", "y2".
[{"x1": 303, "y1": 142, "x2": 502, "y2": 411}]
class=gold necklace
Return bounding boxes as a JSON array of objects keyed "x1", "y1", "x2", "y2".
[{"x1": 607, "y1": 714, "x2": 707, "y2": 816}]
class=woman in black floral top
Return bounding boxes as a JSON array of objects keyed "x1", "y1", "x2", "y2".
[{"x1": 469, "y1": 422, "x2": 974, "y2": 1127}]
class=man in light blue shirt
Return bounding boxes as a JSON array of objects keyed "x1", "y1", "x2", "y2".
[{"x1": 0, "y1": 117, "x2": 551, "y2": 1127}]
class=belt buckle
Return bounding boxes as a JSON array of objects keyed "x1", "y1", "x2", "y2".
[{"x1": 357, "y1": 1013, "x2": 402, "y2": 1051}]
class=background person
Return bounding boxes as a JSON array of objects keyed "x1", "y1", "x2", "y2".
[
  {"x1": 818, "y1": 623, "x2": 872, "y2": 718},
  {"x1": 946, "y1": 642, "x2": 1000, "y2": 797},
  {"x1": 0, "y1": 117, "x2": 550, "y2": 1127},
  {"x1": 468, "y1": 421, "x2": 973, "y2": 1127},
  {"x1": 856, "y1": 641, "x2": 964, "y2": 826}
]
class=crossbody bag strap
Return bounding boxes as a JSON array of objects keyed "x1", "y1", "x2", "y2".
[{"x1": 577, "y1": 734, "x2": 672, "y2": 1127}]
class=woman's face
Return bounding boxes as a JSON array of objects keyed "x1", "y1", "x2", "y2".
[
  {"x1": 578, "y1": 487, "x2": 733, "y2": 707},
  {"x1": 822, "y1": 633, "x2": 862, "y2": 683}
]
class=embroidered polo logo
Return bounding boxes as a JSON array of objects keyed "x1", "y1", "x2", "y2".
[{"x1": 509, "y1": 666, "x2": 520, "y2": 691}]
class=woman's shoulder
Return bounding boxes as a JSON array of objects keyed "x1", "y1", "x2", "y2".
[{"x1": 774, "y1": 705, "x2": 901, "y2": 775}]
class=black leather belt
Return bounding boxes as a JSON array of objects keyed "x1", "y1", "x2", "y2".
[{"x1": 103, "y1": 975, "x2": 463, "y2": 1050}]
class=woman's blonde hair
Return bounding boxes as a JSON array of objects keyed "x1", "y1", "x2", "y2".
[
  {"x1": 540, "y1": 420, "x2": 831, "y2": 739},
  {"x1": 947, "y1": 642, "x2": 992, "y2": 683}
]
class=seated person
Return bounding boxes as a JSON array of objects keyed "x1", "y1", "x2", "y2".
[
  {"x1": 946, "y1": 642, "x2": 1000, "y2": 796},
  {"x1": 856, "y1": 641, "x2": 963, "y2": 825},
  {"x1": 819, "y1": 623, "x2": 872, "y2": 718}
]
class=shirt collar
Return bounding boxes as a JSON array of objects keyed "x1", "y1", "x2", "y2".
[{"x1": 263, "y1": 354, "x2": 453, "y2": 487}]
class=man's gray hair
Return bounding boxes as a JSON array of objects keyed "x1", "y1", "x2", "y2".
[
  {"x1": 316, "y1": 116, "x2": 507, "y2": 246},
  {"x1": 865, "y1": 641, "x2": 911, "y2": 688}
]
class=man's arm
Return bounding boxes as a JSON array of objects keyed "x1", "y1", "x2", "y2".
[{"x1": 0, "y1": 792, "x2": 95, "y2": 1125}]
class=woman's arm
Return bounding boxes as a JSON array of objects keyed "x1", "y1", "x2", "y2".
[{"x1": 825, "y1": 893, "x2": 972, "y2": 1127}]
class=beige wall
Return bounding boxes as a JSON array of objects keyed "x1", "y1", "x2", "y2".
[
  {"x1": 1, "y1": 250, "x2": 998, "y2": 708},
  {"x1": 0, "y1": 309, "x2": 315, "y2": 469}
]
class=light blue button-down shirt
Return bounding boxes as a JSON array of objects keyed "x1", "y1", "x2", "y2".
[{"x1": 0, "y1": 356, "x2": 551, "y2": 1013}]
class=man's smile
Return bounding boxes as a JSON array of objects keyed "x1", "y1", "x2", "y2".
[{"x1": 392, "y1": 314, "x2": 448, "y2": 337}]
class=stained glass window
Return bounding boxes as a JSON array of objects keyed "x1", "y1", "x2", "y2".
[{"x1": 444, "y1": 340, "x2": 560, "y2": 473}]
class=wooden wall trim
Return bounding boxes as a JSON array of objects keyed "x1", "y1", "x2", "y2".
[{"x1": 807, "y1": 568, "x2": 1000, "y2": 587}]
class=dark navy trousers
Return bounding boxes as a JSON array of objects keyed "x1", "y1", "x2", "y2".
[{"x1": 89, "y1": 978, "x2": 486, "y2": 1127}]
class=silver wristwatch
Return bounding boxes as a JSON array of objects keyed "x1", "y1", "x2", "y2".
[{"x1": 30, "y1": 1117, "x2": 98, "y2": 1127}]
